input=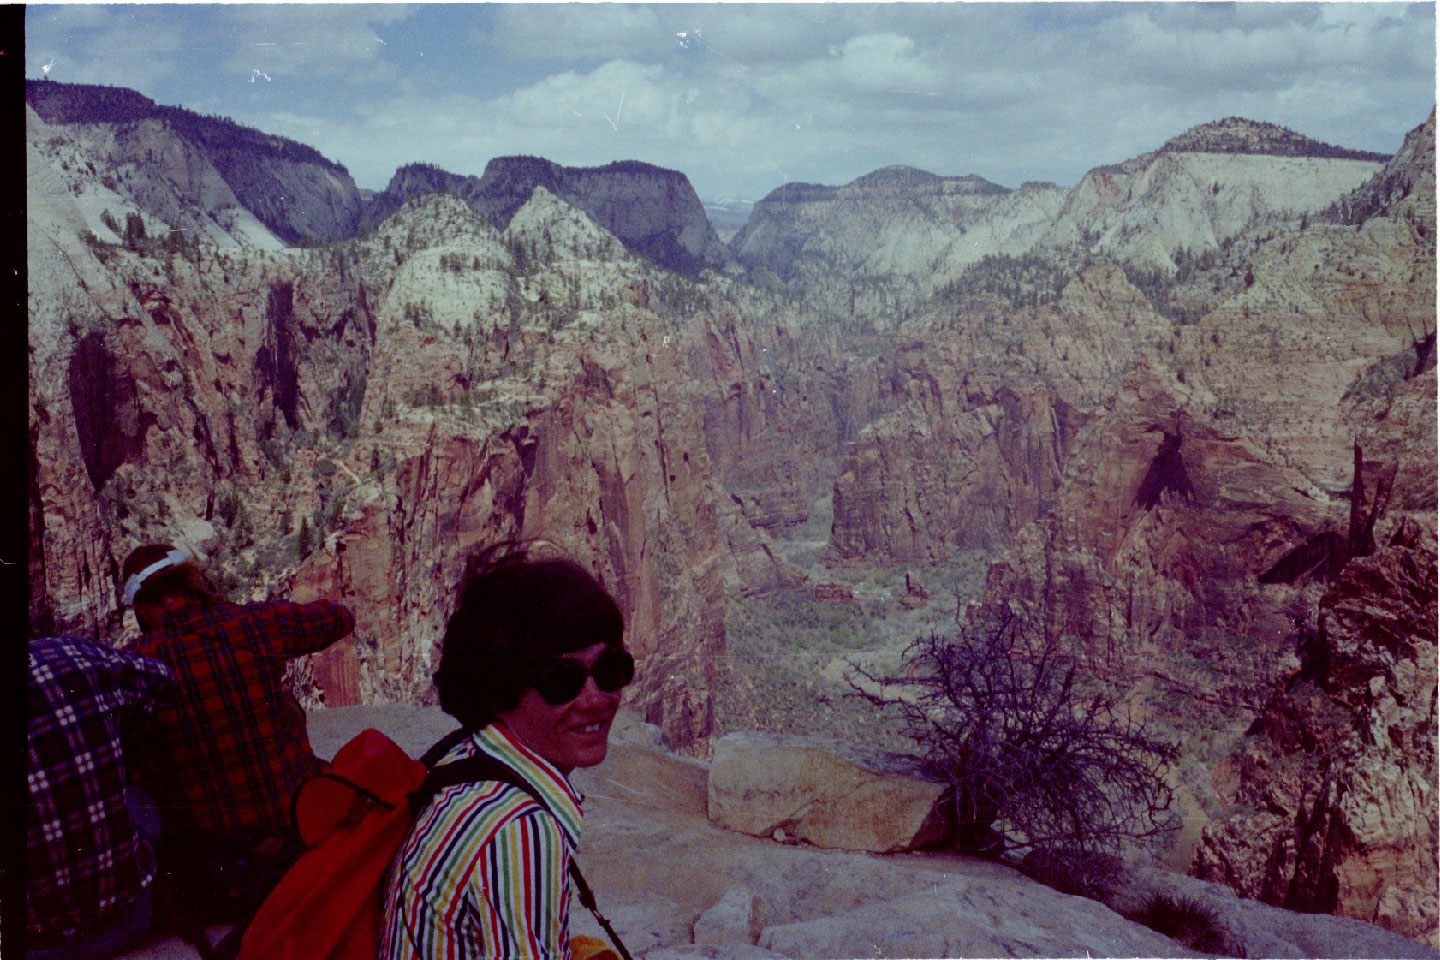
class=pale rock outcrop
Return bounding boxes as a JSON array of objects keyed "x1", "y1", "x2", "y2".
[
  {"x1": 706, "y1": 732, "x2": 951, "y2": 853},
  {"x1": 26, "y1": 80, "x2": 364, "y2": 245},
  {"x1": 731, "y1": 166, "x2": 1066, "y2": 323},
  {"x1": 692, "y1": 886, "x2": 762, "y2": 946},
  {"x1": 1050, "y1": 117, "x2": 1388, "y2": 272},
  {"x1": 1104, "y1": 865, "x2": 1440, "y2": 959},
  {"x1": 118, "y1": 705, "x2": 1440, "y2": 960}
]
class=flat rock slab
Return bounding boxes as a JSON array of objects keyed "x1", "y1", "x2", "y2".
[
  {"x1": 114, "y1": 705, "x2": 1439, "y2": 960},
  {"x1": 706, "y1": 731, "x2": 951, "y2": 853}
]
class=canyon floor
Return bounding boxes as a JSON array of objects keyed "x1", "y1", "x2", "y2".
[{"x1": 118, "y1": 704, "x2": 1437, "y2": 960}]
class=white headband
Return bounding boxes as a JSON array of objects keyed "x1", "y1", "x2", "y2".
[{"x1": 122, "y1": 549, "x2": 188, "y2": 605}]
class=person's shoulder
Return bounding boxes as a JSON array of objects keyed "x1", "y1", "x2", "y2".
[
  {"x1": 32, "y1": 633, "x2": 151, "y2": 669},
  {"x1": 424, "y1": 777, "x2": 549, "y2": 834}
]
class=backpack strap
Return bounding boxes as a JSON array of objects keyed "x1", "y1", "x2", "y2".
[
  {"x1": 417, "y1": 726, "x2": 473, "y2": 768},
  {"x1": 408, "y1": 733, "x2": 635, "y2": 960}
]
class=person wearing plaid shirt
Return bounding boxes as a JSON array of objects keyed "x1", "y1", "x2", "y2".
[
  {"x1": 121, "y1": 543, "x2": 354, "y2": 837},
  {"x1": 118, "y1": 542, "x2": 354, "y2": 934},
  {"x1": 381, "y1": 547, "x2": 633, "y2": 960},
  {"x1": 27, "y1": 634, "x2": 175, "y2": 959}
]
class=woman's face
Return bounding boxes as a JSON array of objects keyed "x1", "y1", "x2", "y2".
[{"x1": 497, "y1": 641, "x2": 622, "y2": 775}]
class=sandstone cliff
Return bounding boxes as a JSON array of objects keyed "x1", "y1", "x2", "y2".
[
  {"x1": 730, "y1": 167, "x2": 1066, "y2": 323},
  {"x1": 28, "y1": 160, "x2": 794, "y2": 753}
]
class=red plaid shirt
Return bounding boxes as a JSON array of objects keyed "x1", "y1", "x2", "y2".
[{"x1": 128, "y1": 596, "x2": 354, "y2": 837}]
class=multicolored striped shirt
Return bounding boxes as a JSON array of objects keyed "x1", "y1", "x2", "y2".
[
  {"x1": 27, "y1": 635, "x2": 175, "y2": 937},
  {"x1": 126, "y1": 594, "x2": 354, "y2": 837},
  {"x1": 380, "y1": 722, "x2": 584, "y2": 960}
]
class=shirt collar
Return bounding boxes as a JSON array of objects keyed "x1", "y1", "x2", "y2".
[{"x1": 464, "y1": 722, "x2": 585, "y2": 845}]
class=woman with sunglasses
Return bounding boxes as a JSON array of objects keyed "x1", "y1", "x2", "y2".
[{"x1": 381, "y1": 546, "x2": 635, "y2": 960}]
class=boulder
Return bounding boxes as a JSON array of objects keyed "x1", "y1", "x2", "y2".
[
  {"x1": 692, "y1": 885, "x2": 761, "y2": 946},
  {"x1": 1106, "y1": 865, "x2": 1440, "y2": 960},
  {"x1": 706, "y1": 732, "x2": 951, "y2": 853},
  {"x1": 756, "y1": 877, "x2": 1199, "y2": 959}
]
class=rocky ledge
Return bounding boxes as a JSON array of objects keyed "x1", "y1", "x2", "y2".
[{"x1": 119, "y1": 705, "x2": 1438, "y2": 960}]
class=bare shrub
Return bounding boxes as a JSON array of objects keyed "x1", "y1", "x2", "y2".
[
  {"x1": 1018, "y1": 846, "x2": 1125, "y2": 901},
  {"x1": 848, "y1": 604, "x2": 1179, "y2": 859},
  {"x1": 1134, "y1": 893, "x2": 1241, "y2": 957}
]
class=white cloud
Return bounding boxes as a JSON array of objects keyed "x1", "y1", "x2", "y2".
[
  {"x1": 492, "y1": 61, "x2": 679, "y2": 134},
  {"x1": 216, "y1": 4, "x2": 408, "y2": 82},
  {"x1": 821, "y1": 33, "x2": 942, "y2": 94},
  {"x1": 25, "y1": 6, "x2": 186, "y2": 91},
  {"x1": 474, "y1": 5, "x2": 672, "y2": 62}
]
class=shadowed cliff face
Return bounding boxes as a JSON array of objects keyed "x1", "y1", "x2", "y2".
[{"x1": 68, "y1": 331, "x2": 148, "y2": 491}]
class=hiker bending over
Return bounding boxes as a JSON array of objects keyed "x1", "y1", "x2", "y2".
[
  {"x1": 27, "y1": 635, "x2": 174, "y2": 960},
  {"x1": 381, "y1": 548, "x2": 634, "y2": 960},
  {"x1": 119, "y1": 542, "x2": 354, "y2": 930}
]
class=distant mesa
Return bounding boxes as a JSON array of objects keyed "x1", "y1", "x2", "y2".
[
  {"x1": 26, "y1": 78, "x2": 362, "y2": 245},
  {"x1": 849, "y1": 165, "x2": 1011, "y2": 195},
  {"x1": 366, "y1": 155, "x2": 730, "y2": 277},
  {"x1": 24, "y1": 79, "x2": 350, "y2": 177},
  {"x1": 1161, "y1": 116, "x2": 1392, "y2": 162},
  {"x1": 754, "y1": 166, "x2": 1010, "y2": 207}
]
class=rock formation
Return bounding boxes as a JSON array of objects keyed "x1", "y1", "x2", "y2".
[
  {"x1": 26, "y1": 80, "x2": 365, "y2": 245},
  {"x1": 27, "y1": 156, "x2": 789, "y2": 752},
  {"x1": 362, "y1": 156, "x2": 733, "y2": 277},
  {"x1": 119, "y1": 704, "x2": 1440, "y2": 960},
  {"x1": 706, "y1": 732, "x2": 951, "y2": 853},
  {"x1": 1194, "y1": 530, "x2": 1438, "y2": 946},
  {"x1": 730, "y1": 167, "x2": 1067, "y2": 322}
]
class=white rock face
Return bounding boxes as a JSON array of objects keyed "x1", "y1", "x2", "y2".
[
  {"x1": 1055, "y1": 151, "x2": 1386, "y2": 271},
  {"x1": 692, "y1": 885, "x2": 761, "y2": 946},
  {"x1": 26, "y1": 106, "x2": 287, "y2": 251}
]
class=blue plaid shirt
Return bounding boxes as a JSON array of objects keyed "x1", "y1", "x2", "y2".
[{"x1": 27, "y1": 636, "x2": 174, "y2": 937}]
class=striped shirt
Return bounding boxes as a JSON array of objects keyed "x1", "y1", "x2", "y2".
[{"x1": 380, "y1": 723, "x2": 583, "y2": 960}]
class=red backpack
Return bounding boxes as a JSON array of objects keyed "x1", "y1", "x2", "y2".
[
  {"x1": 238, "y1": 729, "x2": 426, "y2": 960},
  {"x1": 238, "y1": 728, "x2": 631, "y2": 960}
]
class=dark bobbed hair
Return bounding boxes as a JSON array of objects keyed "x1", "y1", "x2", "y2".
[
  {"x1": 434, "y1": 544, "x2": 625, "y2": 731},
  {"x1": 122, "y1": 542, "x2": 226, "y2": 608}
]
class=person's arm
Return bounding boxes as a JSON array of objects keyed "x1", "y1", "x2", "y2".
[
  {"x1": 268, "y1": 599, "x2": 357, "y2": 657},
  {"x1": 99, "y1": 642, "x2": 176, "y2": 711},
  {"x1": 479, "y1": 809, "x2": 572, "y2": 959}
]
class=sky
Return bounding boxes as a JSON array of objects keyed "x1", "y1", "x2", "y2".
[{"x1": 24, "y1": 2, "x2": 1438, "y2": 203}]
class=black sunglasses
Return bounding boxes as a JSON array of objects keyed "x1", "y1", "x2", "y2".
[{"x1": 534, "y1": 648, "x2": 635, "y2": 705}]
